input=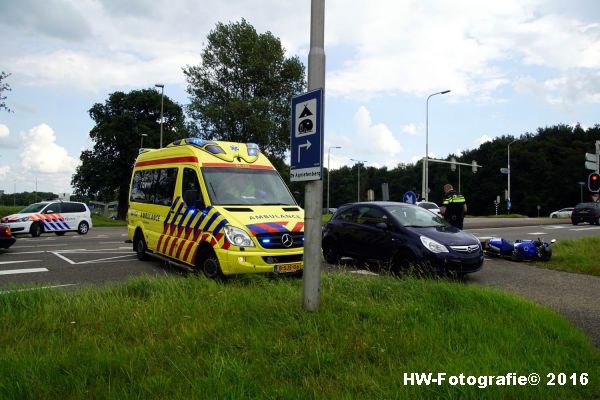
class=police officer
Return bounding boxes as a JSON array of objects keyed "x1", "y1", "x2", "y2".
[{"x1": 440, "y1": 184, "x2": 467, "y2": 229}]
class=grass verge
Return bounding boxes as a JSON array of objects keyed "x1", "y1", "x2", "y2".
[
  {"x1": 91, "y1": 213, "x2": 127, "y2": 227},
  {"x1": 535, "y1": 236, "x2": 600, "y2": 276},
  {"x1": 0, "y1": 274, "x2": 597, "y2": 399}
]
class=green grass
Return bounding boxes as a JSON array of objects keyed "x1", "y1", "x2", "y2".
[
  {"x1": 0, "y1": 274, "x2": 597, "y2": 399},
  {"x1": 0, "y1": 205, "x2": 22, "y2": 218},
  {"x1": 91, "y1": 213, "x2": 127, "y2": 227},
  {"x1": 535, "y1": 237, "x2": 600, "y2": 276}
]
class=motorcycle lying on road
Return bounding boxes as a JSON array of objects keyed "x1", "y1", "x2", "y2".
[{"x1": 482, "y1": 237, "x2": 556, "y2": 261}]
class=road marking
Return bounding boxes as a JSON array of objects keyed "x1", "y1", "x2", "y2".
[
  {"x1": 570, "y1": 227, "x2": 600, "y2": 231},
  {"x1": 544, "y1": 225, "x2": 568, "y2": 229},
  {"x1": 2, "y1": 251, "x2": 46, "y2": 255},
  {"x1": 0, "y1": 268, "x2": 48, "y2": 275},
  {"x1": 100, "y1": 241, "x2": 129, "y2": 244},
  {"x1": 51, "y1": 249, "x2": 137, "y2": 265},
  {"x1": 527, "y1": 232, "x2": 547, "y2": 235},
  {"x1": 0, "y1": 283, "x2": 78, "y2": 294},
  {"x1": 0, "y1": 260, "x2": 41, "y2": 265}
]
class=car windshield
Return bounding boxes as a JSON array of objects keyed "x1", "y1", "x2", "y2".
[
  {"x1": 385, "y1": 204, "x2": 447, "y2": 228},
  {"x1": 18, "y1": 203, "x2": 47, "y2": 213},
  {"x1": 202, "y1": 167, "x2": 296, "y2": 206}
]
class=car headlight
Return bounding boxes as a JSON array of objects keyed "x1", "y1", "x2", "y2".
[
  {"x1": 224, "y1": 225, "x2": 255, "y2": 247},
  {"x1": 18, "y1": 217, "x2": 30, "y2": 222},
  {"x1": 420, "y1": 235, "x2": 449, "y2": 253}
]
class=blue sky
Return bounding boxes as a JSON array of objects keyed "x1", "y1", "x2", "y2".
[{"x1": 1, "y1": 0, "x2": 600, "y2": 194}]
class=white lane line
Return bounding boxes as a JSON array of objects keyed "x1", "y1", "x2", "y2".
[
  {"x1": 100, "y1": 241, "x2": 129, "y2": 244},
  {"x1": 2, "y1": 251, "x2": 46, "y2": 255},
  {"x1": 0, "y1": 268, "x2": 48, "y2": 275},
  {"x1": 544, "y1": 225, "x2": 568, "y2": 229},
  {"x1": 527, "y1": 232, "x2": 547, "y2": 235},
  {"x1": 0, "y1": 283, "x2": 78, "y2": 294},
  {"x1": 52, "y1": 252, "x2": 77, "y2": 265},
  {"x1": 78, "y1": 256, "x2": 139, "y2": 264},
  {"x1": 570, "y1": 227, "x2": 600, "y2": 231},
  {"x1": 12, "y1": 244, "x2": 85, "y2": 249},
  {"x1": 0, "y1": 260, "x2": 41, "y2": 265}
]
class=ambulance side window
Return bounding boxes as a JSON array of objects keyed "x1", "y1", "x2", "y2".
[
  {"x1": 154, "y1": 168, "x2": 178, "y2": 206},
  {"x1": 182, "y1": 168, "x2": 205, "y2": 209}
]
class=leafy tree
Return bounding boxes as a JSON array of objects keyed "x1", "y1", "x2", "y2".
[
  {"x1": 0, "y1": 71, "x2": 12, "y2": 113},
  {"x1": 72, "y1": 89, "x2": 188, "y2": 219},
  {"x1": 183, "y1": 19, "x2": 306, "y2": 163}
]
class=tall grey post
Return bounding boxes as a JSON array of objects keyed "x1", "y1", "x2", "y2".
[
  {"x1": 155, "y1": 84, "x2": 165, "y2": 148},
  {"x1": 303, "y1": 0, "x2": 325, "y2": 311},
  {"x1": 423, "y1": 90, "x2": 450, "y2": 201},
  {"x1": 508, "y1": 139, "x2": 517, "y2": 210}
]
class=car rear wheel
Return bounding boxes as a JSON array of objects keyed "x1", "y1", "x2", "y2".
[
  {"x1": 30, "y1": 222, "x2": 43, "y2": 237},
  {"x1": 322, "y1": 240, "x2": 341, "y2": 265},
  {"x1": 551, "y1": 214, "x2": 557, "y2": 219},
  {"x1": 77, "y1": 221, "x2": 89, "y2": 235}
]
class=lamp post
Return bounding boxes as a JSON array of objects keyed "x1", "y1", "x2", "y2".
[
  {"x1": 327, "y1": 146, "x2": 341, "y2": 213},
  {"x1": 155, "y1": 84, "x2": 164, "y2": 148},
  {"x1": 140, "y1": 133, "x2": 148, "y2": 148},
  {"x1": 423, "y1": 89, "x2": 451, "y2": 201},
  {"x1": 578, "y1": 181, "x2": 585, "y2": 203},
  {"x1": 350, "y1": 158, "x2": 367, "y2": 202},
  {"x1": 508, "y1": 139, "x2": 517, "y2": 212}
]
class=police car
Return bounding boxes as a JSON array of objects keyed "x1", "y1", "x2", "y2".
[{"x1": 1, "y1": 201, "x2": 92, "y2": 237}]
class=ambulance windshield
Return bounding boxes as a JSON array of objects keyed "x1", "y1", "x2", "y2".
[{"x1": 202, "y1": 167, "x2": 296, "y2": 206}]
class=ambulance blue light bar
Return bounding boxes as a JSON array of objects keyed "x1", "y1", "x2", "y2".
[{"x1": 247, "y1": 143, "x2": 260, "y2": 157}]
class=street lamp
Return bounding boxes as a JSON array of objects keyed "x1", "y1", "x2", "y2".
[
  {"x1": 350, "y1": 158, "x2": 368, "y2": 202},
  {"x1": 140, "y1": 133, "x2": 148, "y2": 148},
  {"x1": 507, "y1": 139, "x2": 517, "y2": 212},
  {"x1": 423, "y1": 89, "x2": 451, "y2": 201},
  {"x1": 155, "y1": 84, "x2": 164, "y2": 148},
  {"x1": 327, "y1": 146, "x2": 341, "y2": 213}
]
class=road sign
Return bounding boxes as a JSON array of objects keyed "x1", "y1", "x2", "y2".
[
  {"x1": 585, "y1": 153, "x2": 597, "y2": 162},
  {"x1": 403, "y1": 191, "x2": 417, "y2": 204},
  {"x1": 586, "y1": 161, "x2": 598, "y2": 171},
  {"x1": 290, "y1": 88, "x2": 323, "y2": 182},
  {"x1": 500, "y1": 167, "x2": 509, "y2": 174}
]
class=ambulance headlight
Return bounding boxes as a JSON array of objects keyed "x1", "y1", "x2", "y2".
[
  {"x1": 224, "y1": 226, "x2": 255, "y2": 247},
  {"x1": 420, "y1": 236, "x2": 448, "y2": 253}
]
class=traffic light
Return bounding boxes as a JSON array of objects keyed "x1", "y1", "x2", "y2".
[{"x1": 588, "y1": 172, "x2": 600, "y2": 192}]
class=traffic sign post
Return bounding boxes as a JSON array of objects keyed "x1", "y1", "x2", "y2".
[{"x1": 290, "y1": 89, "x2": 324, "y2": 182}]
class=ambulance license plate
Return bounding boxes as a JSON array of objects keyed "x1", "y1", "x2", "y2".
[{"x1": 275, "y1": 263, "x2": 302, "y2": 273}]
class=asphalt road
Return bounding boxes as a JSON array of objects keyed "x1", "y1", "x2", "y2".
[{"x1": 1, "y1": 220, "x2": 599, "y2": 346}]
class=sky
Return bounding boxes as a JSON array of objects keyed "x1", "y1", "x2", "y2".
[{"x1": 1, "y1": 0, "x2": 600, "y2": 195}]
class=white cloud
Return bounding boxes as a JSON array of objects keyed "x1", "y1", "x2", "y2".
[
  {"x1": 354, "y1": 106, "x2": 403, "y2": 162},
  {"x1": 477, "y1": 135, "x2": 493, "y2": 145},
  {"x1": 401, "y1": 123, "x2": 419, "y2": 136},
  {"x1": 19, "y1": 124, "x2": 79, "y2": 174},
  {"x1": 0, "y1": 165, "x2": 9, "y2": 179},
  {"x1": 0, "y1": 124, "x2": 9, "y2": 139}
]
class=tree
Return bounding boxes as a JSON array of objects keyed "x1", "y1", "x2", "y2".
[
  {"x1": 183, "y1": 19, "x2": 306, "y2": 162},
  {"x1": 0, "y1": 71, "x2": 12, "y2": 113},
  {"x1": 71, "y1": 89, "x2": 188, "y2": 219}
]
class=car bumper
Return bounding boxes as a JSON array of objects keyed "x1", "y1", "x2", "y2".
[
  {"x1": 0, "y1": 236, "x2": 16, "y2": 249},
  {"x1": 3, "y1": 221, "x2": 31, "y2": 234},
  {"x1": 218, "y1": 247, "x2": 304, "y2": 275},
  {"x1": 427, "y1": 251, "x2": 484, "y2": 274}
]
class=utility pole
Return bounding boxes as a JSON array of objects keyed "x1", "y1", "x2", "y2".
[{"x1": 303, "y1": 0, "x2": 325, "y2": 311}]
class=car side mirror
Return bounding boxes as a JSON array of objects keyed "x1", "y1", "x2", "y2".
[
  {"x1": 375, "y1": 222, "x2": 388, "y2": 230},
  {"x1": 183, "y1": 190, "x2": 203, "y2": 210},
  {"x1": 45, "y1": 209, "x2": 54, "y2": 214}
]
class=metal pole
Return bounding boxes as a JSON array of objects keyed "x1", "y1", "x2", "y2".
[
  {"x1": 508, "y1": 139, "x2": 516, "y2": 211},
  {"x1": 303, "y1": 0, "x2": 325, "y2": 312},
  {"x1": 351, "y1": 159, "x2": 367, "y2": 202},
  {"x1": 327, "y1": 146, "x2": 341, "y2": 213},
  {"x1": 424, "y1": 90, "x2": 450, "y2": 202},
  {"x1": 458, "y1": 164, "x2": 461, "y2": 193},
  {"x1": 155, "y1": 84, "x2": 165, "y2": 148}
]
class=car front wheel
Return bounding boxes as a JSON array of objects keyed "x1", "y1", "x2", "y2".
[
  {"x1": 77, "y1": 221, "x2": 89, "y2": 235},
  {"x1": 30, "y1": 222, "x2": 43, "y2": 237},
  {"x1": 322, "y1": 240, "x2": 341, "y2": 265}
]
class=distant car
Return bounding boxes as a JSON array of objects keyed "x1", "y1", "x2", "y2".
[
  {"x1": 0, "y1": 224, "x2": 16, "y2": 250},
  {"x1": 416, "y1": 201, "x2": 442, "y2": 216},
  {"x1": 322, "y1": 201, "x2": 483, "y2": 276},
  {"x1": 0, "y1": 201, "x2": 92, "y2": 237},
  {"x1": 571, "y1": 202, "x2": 600, "y2": 225},
  {"x1": 549, "y1": 207, "x2": 574, "y2": 219}
]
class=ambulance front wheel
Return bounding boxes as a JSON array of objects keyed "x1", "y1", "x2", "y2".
[
  {"x1": 30, "y1": 222, "x2": 43, "y2": 238},
  {"x1": 199, "y1": 249, "x2": 224, "y2": 280}
]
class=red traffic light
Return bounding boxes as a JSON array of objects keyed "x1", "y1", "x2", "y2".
[{"x1": 588, "y1": 172, "x2": 600, "y2": 192}]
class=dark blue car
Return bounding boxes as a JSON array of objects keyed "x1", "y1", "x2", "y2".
[{"x1": 322, "y1": 201, "x2": 483, "y2": 276}]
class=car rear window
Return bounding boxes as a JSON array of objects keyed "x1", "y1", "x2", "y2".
[{"x1": 576, "y1": 203, "x2": 597, "y2": 209}]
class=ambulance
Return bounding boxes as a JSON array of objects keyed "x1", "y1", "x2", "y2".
[{"x1": 128, "y1": 138, "x2": 304, "y2": 278}]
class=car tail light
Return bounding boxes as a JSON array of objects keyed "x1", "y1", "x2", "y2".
[{"x1": 1, "y1": 226, "x2": 10, "y2": 237}]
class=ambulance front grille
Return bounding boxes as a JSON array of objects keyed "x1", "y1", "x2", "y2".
[{"x1": 256, "y1": 233, "x2": 304, "y2": 249}]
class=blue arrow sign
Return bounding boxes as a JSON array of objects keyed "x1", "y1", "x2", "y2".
[
  {"x1": 403, "y1": 191, "x2": 417, "y2": 204},
  {"x1": 290, "y1": 88, "x2": 323, "y2": 182}
]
